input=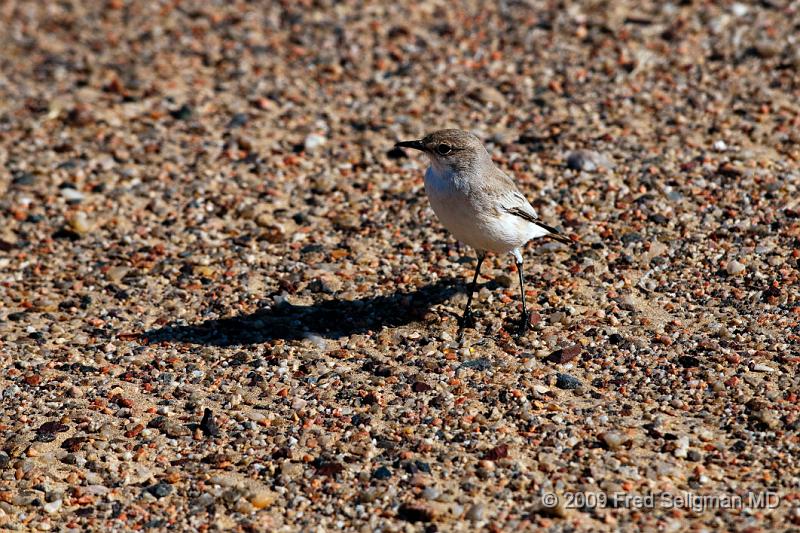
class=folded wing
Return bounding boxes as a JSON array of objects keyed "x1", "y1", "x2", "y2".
[{"x1": 502, "y1": 191, "x2": 572, "y2": 245}]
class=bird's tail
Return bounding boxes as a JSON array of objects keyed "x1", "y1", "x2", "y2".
[{"x1": 532, "y1": 220, "x2": 573, "y2": 245}]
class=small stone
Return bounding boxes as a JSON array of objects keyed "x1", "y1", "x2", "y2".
[
  {"x1": 422, "y1": 486, "x2": 440, "y2": 500},
  {"x1": 566, "y1": 150, "x2": 612, "y2": 172},
  {"x1": 43, "y1": 499, "x2": 62, "y2": 514},
  {"x1": 372, "y1": 466, "x2": 392, "y2": 480},
  {"x1": 412, "y1": 381, "x2": 432, "y2": 393},
  {"x1": 726, "y1": 260, "x2": 746, "y2": 275},
  {"x1": 713, "y1": 140, "x2": 727, "y2": 152},
  {"x1": 600, "y1": 430, "x2": 625, "y2": 450},
  {"x1": 227, "y1": 113, "x2": 248, "y2": 128},
  {"x1": 751, "y1": 363, "x2": 775, "y2": 373},
  {"x1": 555, "y1": 373, "x2": 582, "y2": 390},
  {"x1": 494, "y1": 274, "x2": 513, "y2": 288},
  {"x1": 304, "y1": 133, "x2": 327, "y2": 152},
  {"x1": 61, "y1": 188, "x2": 85, "y2": 203},
  {"x1": 731, "y1": 3, "x2": 749, "y2": 16},
  {"x1": 68, "y1": 212, "x2": 91, "y2": 234},
  {"x1": 673, "y1": 436, "x2": 689, "y2": 459},
  {"x1": 147, "y1": 482, "x2": 172, "y2": 498},
  {"x1": 200, "y1": 408, "x2": 220, "y2": 437},
  {"x1": 170, "y1": 104, "x2": 192, "y2": 120},
  {"x1": 547, "y1": 345, "x2": 581, "y2": 364},
  {"x1": 106, "y1": 267, "x2": 129, "y2": 283},
  {"x1": 397, "y1": 503, "x2": 436, "y2": 523},
  {"x1": 248, "y1": 490, "x2": 274, "y2": 510},
  {"x1": 459, "y1": 358, "x2": 492, "y2": 371},
  {"x1": 483, "y1": 444, "x2": 509, "y2": 461},
  {"x1": 465, "y1": 502, "x2": 485, "y2": 522}
]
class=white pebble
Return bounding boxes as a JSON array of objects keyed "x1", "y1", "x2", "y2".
[
  {"x1": 43, "y1": 499, "x2": 62, "y2": 514},
  {"x1": 726, "y1": 260, "x2": 745, "y2": 275},
  {"x1": 304, "y1": 133, "x2": 327, "y2": 152}
]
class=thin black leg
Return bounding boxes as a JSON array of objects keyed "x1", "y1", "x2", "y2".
[
  {"x1": 516, "y1": 258, "x2": 529, "y2": 334},
  {"x1": 460, "y1": 252, "x2": 485, "y2": 330}
]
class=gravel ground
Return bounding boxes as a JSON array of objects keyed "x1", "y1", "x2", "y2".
[{"x1": 1, "y1": 1, "x2": 799, "y2": 531}]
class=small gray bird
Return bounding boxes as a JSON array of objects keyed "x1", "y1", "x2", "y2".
[{"x1": 396, "y1": 129, "x2": 571, "y2": 334}]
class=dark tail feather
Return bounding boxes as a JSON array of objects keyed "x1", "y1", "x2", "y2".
[
  {"x1": 504, "y1": 206, "x2": 573, "y2": 245},
  {"x1": 533, "y1": 221, "x2": 573, "y2": 245}
]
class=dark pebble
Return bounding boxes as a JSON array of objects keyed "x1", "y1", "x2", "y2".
[
  {"x1": 398, "y1": 503, "x2": 435, "y2": 523},
  {"x1": 412, "y1": 381, "x2": 432, "y2": 393},
  {"x1": 483, "y1": 444, "x2": 509, "y2": 460},
  {"x1": 52, "y1": 228, "x2": 82, "y2": 241},
  {"x1": 61, "y1": 436, "x2": 86, "y2": 452},
  {"x1": 170, "y1": 104, "x2": 192, "y2": 120},
  {"x1": 547, "y1": 345, "x2": 581, "y2": 364},
  {"x1": 678, "y1": 355, "x2": 701, "y2": 368},
  {"x1": 147, "y1": 482, "x2": 172, "y2": 498},
  {"x1": 459, "y1": 358, "x2": 492, "y2": 371},
  {"x1": 200, "y1": 408, "x2": 219, "y2": 437},
  {"x1": 35, "y1": 433, "x2": 57, "y2": 443},
  {"x1": 555, "y1": 373, "x2": 582, "y2": 390},
  {"x1": 621, "y1": 232, "x2": 643, "y2": 245},
  {"x1": 372, "y1": 466, "x2": 392, "y2": 480},
  {"x1": 12, "y1": 173, "x2": 36, "y2": 186},
  {"x1": 315, "y1": 461, "x2": 344, "y2": 477},
  {"x1": 36, "y1": 420, "x2": 69, "y2": 433},
  {"x1": 227, "y1": 113, "x2": 248, "y2": 128}
]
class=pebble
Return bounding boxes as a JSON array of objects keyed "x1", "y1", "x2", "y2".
[
  {"x1": 304, "y1": 134, "x2": 327, "y2": 152},
  {"x1": 147, "y1": 482, "x2": 172, "y2": 498},
  {"x1": 566, "y1": 150, "x2": 612, "y2": 172},
  {"x1": 68, "y1": 212, "x2": 91, "y2": 234},
  {"x1": 673, "y1": 436, "x2": 690, "y2": 459},
  {"x1": 600, "y1": 430, "x2": 625, "y2": 450},
  {"x1": 106, "y1": 267, "x2": 129, "y2": 283},
  {"x1": 465, "y1": 502, "x2": 485, "y2": 522},
  {"x1": 61, "y1": 188, "x2": 85, "y2": 202},
  {"x1": 43, "y1": 500, "x2": 62, "y2": 514},
  {"x1": 200, "y1": 408, "x2": 220, "y2": 437},
  {"x1": 752, "y1": 363, "x2": 775, "y2": 373},
  {"x1": 372, "y1": 466, "x2": 392, "y2": 480},
  {"x1": 555, "y1": 373, "x2": 582, "y2": 390},
  {"x1": 726, "y1": 260, "x2": 746, "y2": 275}
]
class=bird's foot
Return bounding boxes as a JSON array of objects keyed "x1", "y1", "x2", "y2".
[
  {"x1": 459, "y1": 309, "x2": 476, "y2": 330},
  {"x1": 516, "y1": 311, "x2": 530, "y2": 337}
]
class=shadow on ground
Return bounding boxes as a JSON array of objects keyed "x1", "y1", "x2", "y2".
[{"x1": 141, "y1": 277, "x2": 473, "y2": 346}]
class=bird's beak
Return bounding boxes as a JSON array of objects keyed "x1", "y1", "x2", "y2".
[{"x1": 395, "y1": 139, "x2": 426, "y2": 152}]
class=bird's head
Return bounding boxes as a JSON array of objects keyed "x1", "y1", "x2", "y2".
[{"x1": 395, "y1": 129, "x2": 490, "y2": 174}]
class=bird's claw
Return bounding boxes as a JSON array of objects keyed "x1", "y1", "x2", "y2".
[
  {"x1": 516, "y1": 311, "x2": 530, "y2": 337},
  {"x1": 459, "y1": 309, "x2": 476, "y2": 331}
]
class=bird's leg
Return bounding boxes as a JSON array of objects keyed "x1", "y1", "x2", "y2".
[
  {"x1": 514, "y1": 252, "x2": 529, "y2": 335},
  {"x1": 459, "y1": 252, "x2": 485, "y2": 331}
]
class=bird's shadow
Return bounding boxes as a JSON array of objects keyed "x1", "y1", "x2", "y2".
[{"x1": 141, "y1": 277, "x2": 481, "y2": 347}]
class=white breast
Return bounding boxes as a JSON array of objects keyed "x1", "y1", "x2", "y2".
[{"x1": 423, "y1": 165, "x2": 542, "y2": 254}]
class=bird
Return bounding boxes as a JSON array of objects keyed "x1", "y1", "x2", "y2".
[{"x1": 395, "y1": 129, "x2": 571, "y2": 335}]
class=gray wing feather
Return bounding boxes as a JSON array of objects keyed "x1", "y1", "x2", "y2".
[
  {"x1": 483, "y1": 167, "x2": 573, "y2": 245},
  {"x1": 501, "y1": 188, "x2": 572, "y2": 245}
]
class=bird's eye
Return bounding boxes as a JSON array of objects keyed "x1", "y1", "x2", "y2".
[{"x1": 436, "y1": 143, "x2": 452, "y2": 155}]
